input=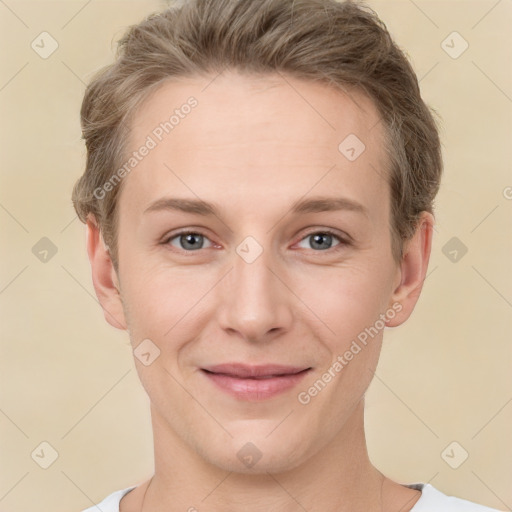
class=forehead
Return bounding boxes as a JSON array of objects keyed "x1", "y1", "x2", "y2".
[
  {"x1": 120, "y1": 71, "x2": 388, "y2": 218},
  {"x1": 129, "y1": 71, "x2": 383, "y2": 150}
]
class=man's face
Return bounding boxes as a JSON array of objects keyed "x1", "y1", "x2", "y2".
[{"x1": 111, "y1": 71, "x2": 405, "y2": 472}]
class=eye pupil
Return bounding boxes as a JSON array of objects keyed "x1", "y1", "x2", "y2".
[
  {"x1": 310, "y1": 233, "x2": 332, "y2": 250},
  {"x1": 181, "y1": 233, "x2": 203, "y2": 250}
]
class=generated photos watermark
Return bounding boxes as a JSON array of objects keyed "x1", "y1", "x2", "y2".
[
  {"x1": 93, "y1": 96, "x2": 198, "y2": 200},
  {"x1": 297, "y1": 301, "x2": 402, "y2": 405}
]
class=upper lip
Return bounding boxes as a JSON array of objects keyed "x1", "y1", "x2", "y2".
[{"x1": 202, "y1": 364, "x2": 311, "y2": 378}]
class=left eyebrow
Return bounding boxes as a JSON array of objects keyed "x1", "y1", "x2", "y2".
[{"x1": 290, "y1": 196, "x2": 369, "y2": 218}]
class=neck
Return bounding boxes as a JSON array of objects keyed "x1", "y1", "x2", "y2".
[{"x1": 143, "y1": 399, "x2": 387, "y2": 512}]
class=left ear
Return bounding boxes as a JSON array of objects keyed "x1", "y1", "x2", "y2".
[{"x1": 386, "y1": 211, "x2": 434, "y2": 327}]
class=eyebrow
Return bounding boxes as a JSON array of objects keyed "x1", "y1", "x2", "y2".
[{"x1": 143, "y1": 195, "x2": 369, "y2": 218}]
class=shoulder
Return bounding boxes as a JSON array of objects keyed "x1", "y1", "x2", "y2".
[
  {"x1": 80, "y1": 486, "x2": 136, "y2": 512},
  {"x1": 409, "y1": 483, "x2": 505, "y2": 512},
  {"x1": 80, "y1": 482, "x2": 505, "y2": 512}
]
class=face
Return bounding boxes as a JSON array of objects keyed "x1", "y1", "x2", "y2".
[{"x1": 90, "y1": 70, "x2": 431, "y2": 474}]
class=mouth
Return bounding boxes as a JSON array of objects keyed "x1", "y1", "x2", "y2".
[{"x1": 200, "y1": 364, "x2": 312, "y2": 401}]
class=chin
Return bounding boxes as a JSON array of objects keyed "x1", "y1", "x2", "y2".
[{"x1": 198, "y1": 431, "x2": 312, "y2": 475}]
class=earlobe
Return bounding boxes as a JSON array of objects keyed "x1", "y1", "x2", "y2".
[
  {"x1": 386, "y1": 212, "x2": 434, "y2": 328},
  {"x1": 86, "y1": 215, "x2": 127, "y2": 330}
]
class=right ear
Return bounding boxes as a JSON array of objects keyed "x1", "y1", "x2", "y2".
[{"x1": 85, "y1": 214, "x2": 127, "y2": 330}]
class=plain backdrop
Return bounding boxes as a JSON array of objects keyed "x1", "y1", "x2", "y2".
[{"x1": 0, "y1": 1, "x2": 511, "y2": 510}]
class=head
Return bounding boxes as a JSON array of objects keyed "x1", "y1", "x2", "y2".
[{"x1": 73, "y1": 0, "x2": 442, "y2": 473}]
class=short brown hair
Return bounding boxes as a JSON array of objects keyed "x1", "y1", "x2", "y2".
[{"x1": 72, "y1": 0, "x2": 443, "y2": 270}]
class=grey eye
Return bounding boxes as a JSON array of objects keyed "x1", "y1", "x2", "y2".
[
  {"x1": 297, "y1": 232, "x2": 342, "y2": 251},
  {"x1": 168, "y1": 232, "x2": 212, "y2": 251}
]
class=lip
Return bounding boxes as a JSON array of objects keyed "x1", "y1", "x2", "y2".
[{"x1": 201, "y1": 364, "x2": 312, "y2": 401}]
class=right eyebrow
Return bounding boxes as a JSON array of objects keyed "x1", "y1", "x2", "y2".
[{"x1": 143, "y1": 197, "x2": 219, "y2": 216}]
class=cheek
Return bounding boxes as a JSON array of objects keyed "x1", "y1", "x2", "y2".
[
  {"x1": 120, "y1": 262, "x2": 214, "y2": 344},
  {"x1": 292, "y1": 262, "x2": 392, "y2": 344}
]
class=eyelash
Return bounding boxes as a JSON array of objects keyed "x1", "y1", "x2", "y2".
[{"x1": 162, "y1": 228, "x2": 351, "y2": 254}]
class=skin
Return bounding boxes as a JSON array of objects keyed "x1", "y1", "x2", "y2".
[{"x1": 86, "y1": 70, "x2": 433, "y2": 511}]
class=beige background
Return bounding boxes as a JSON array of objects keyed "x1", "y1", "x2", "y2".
[{"x1": 0, "y1": 0, "x2": 511, "y2": 510}]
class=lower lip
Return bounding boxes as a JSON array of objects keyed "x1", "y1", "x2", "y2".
[{"x1": 202, "y1": 369, "x2": 311, "y2": 401}]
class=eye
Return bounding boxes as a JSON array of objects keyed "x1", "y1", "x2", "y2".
[
  {"x1": 296, "y1": 230, "x2": 346, "y2": 251},
  {"x1": 166, "y1": 231, "x2": 213, "y2": 251}
]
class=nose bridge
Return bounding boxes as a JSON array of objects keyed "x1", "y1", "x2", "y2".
[
  {"x1": 217, "y1": 235, "x2": 291, "y2": 341},
  {"x1": 233, "y1": 239, "x2": 274, "y2": 302}
]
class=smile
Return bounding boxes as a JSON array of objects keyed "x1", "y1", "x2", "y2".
[{"x1": 201, "y1": 364, "x2": 312, "y2": 401}]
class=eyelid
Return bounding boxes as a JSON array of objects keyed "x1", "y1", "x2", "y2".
[
  {"x1": 163, "y1": 229, "x2": 216, "y2": 251},
  {"x1": 162, "y1": 227, "x2": 351, "y2": 253},
  {"x1": 294, "y1": 228, "x2": 351, "y2": 251}
]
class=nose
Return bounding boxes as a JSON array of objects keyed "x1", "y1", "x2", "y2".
[{"x1": 216, "y1": 240, "x2": 293, "y2": 343}]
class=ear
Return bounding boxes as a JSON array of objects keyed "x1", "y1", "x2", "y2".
[
  {"x1": 86, "y1": 214, "x2": 127, "y2": 330},
  {"x1": 386, "y1": 211, "x2": 434, "y2": 327}
]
